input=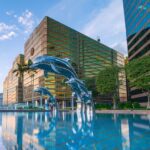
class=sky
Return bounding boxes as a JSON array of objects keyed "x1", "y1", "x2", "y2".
[{"x1": 0, "y1": 0, "x2": 127, "y2": 93}]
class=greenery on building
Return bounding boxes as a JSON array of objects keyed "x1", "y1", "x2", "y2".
[{"x1": 126, "y1": 56, "x2": 150, "y2": 108}]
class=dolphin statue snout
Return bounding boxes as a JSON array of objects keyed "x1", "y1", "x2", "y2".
[{"x1": 30, "y1": 63, "x2": 38, "y2": 69}]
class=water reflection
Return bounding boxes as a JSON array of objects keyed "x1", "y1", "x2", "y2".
[{"x1": 0, "y1": 112, "x2": 149, "y2": 150}]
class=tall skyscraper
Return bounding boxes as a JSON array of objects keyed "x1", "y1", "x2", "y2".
[{"x1": 123, "y1": 0, "x2": 150, "y2": 103}]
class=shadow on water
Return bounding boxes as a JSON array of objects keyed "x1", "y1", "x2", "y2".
[{"x1": 0, "y1": 111, "x2": 149, "y2": 150}]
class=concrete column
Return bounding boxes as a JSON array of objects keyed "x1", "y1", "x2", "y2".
[
  {"x1": 40, "y1": 92, "x2": 43, "y2": 108},
  {"x1": 35, "y1": 100, "x2": 38, "y2": 107},
  {"x1": 32, "y1": 92, "x2": 34, "y2": 107},
  {"x1": 45, "y1": 99, "x2": 48, "y2": 110},
  {"x1": 45, "y1": 99, "x2": 48, "y2": 106},
  {"x1": 77, "y1": 102, "x2": 82, "y2": 110},
  {"x1": 71, "y1": 92, "x2": 75, "y2": 111},
  {"x1": 26, "y1": 101, "x2": 29, "y2": 107},
  {"x1": 62, "y1": 101, "x2": 66, "y2": 109}
]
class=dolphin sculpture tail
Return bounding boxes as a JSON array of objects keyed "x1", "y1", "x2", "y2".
[{"x1": 66, "y1": 78, "x2": 92, "y2": 104}]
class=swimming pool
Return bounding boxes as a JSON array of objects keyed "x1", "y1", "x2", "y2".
[{"x1": 0, "y1": 111, "x2": 149, "y2": 150}]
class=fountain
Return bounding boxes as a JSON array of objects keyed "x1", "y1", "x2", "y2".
[{"x1": 30, "y1": 55, "x2": 93, "y2": 111}]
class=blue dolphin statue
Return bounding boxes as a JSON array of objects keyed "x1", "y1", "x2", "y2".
[
  {"x1": 30, "y1": 55, "x2": 92, "y2": 104},
  {"x1": 30, "y1": 55, "x2": 78, "y2": 79},
  {"x1": 33, "y1": 87, "x2": 56, "y2": 106},
  {"x1": 66, "y1": 78, "x2": 91, "y2": 104}
]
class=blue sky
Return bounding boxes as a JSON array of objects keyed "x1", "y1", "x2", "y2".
[{"x1": 0, "y1": 0, "x2": 127, "y2": 92}]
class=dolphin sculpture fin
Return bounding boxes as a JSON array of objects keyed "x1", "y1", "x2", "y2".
[
  {"x1": 51, "y1": 63, "x2": 59, "y2": 73},
  {"x1": 63, "y1": 58, "x2": 70, "y2": 62}
]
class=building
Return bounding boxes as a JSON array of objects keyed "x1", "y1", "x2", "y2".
[
  {"x1": 0, "y1": 93, "x2": 3, "y2": 106},
  {"x1": 123, "y1": 0, "x2": 150, "y2": 103},
  {"x1": 3, "y1": 55, "x2": 24, "y2": 105},
  {"x1": 23, "y1": 17, "x2": 127, "y2": 105},
  {"x1": 3, "y1": 16, "x2": 127, "y2": 105}
]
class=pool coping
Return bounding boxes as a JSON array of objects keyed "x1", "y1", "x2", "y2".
[
  {"x1": 0, "y1": 110, "x2": 70, "y2": 112},
  {"x1": 0, "y1": 109, "x2": 150, "y2": 115},
  {"x1": 96, "y1": 110, "x2": 150, "y2": 115},
  {"x1": 0, "y1": 110, "x2": 49, "y2": 112}
]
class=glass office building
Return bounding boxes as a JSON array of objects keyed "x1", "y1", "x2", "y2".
[
  {"x1": 123, "y1": 0, "x2": 150, "y2": 103},
  {"x1": 4, "y1": 16, "x2": 127, "y2": 105}
]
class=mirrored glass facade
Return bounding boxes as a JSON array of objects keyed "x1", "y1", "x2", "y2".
[
  {"x1": 123, "y1": 0, "x2": 150, "y2": 60},
  {"x1": 123, "y1": 0, "x2": 150, "y2": 103}
]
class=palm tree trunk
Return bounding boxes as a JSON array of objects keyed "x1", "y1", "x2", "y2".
[
  {"x1": 147, "y1": 91, "x2": 150, "y2": 109},
  {"x1": 113, "y1": 95, "x2": 117, "y2": 110},
  {"x1": 20, "y1": 73, "x2": 24, "y2": 103},
  {"x1": 31, "y1": 74, "x2": 34, "y2": 106}
]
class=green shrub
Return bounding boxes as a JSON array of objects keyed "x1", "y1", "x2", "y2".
[
  {"x1": 118, "y1": 101, "x2": 136, "y2": 109},
  {"x1": 96, "y1": 102, "x2": 142, "y2": 110},
  {"x1": 95, "y1": 104, "x2": 112, "y2": 110},
  {"x1": 132, "y1": 102, "x2": 141, "y2": 109},
  {"x1": 118, "y1": 102, "x2": 125, "y2": 109},
  {"x1": 124, "y1": 101, "x2": 133, "y2": 109}
]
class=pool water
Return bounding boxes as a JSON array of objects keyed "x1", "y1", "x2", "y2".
[{"x1": 0, "y1": 111, "x2": 149, "y2": 150}]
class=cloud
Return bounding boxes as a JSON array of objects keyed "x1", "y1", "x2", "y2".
[
  {"x1": 0, "y1": 31, "x2": 16, "y2": 40},
  {"x1": 111, "y1": 40, "x2": 127, "y2": 56},
  {"x1": 0, "y1": 23, "x2": 17, "y2": 41},
  {"x1": 6, "y1": 11, "x2": 14, "y2": 16},
  {"x1": 0, "y1": 23, "x2": 16, "y2": 32},
  {"x1": 18, "y1": 10, "x2": 35, "y2": 33},
  {"x1": 81, "y1": 0, "x2": 127, "y2": 55}
]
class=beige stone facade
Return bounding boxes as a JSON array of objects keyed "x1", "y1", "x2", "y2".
[{"x1": 3, "y1": 54, "x2": 24, "y2": 105}]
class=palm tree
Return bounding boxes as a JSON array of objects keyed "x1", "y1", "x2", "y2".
[
  {"x1": 13, "y1": 59, "x2": 36, "y2": 103},
  {"x1": 13, "y1": 63, "x2": 28, "y2": 102}
]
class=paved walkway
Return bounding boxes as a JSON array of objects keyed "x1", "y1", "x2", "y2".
[{"x1": 96, "y1": 109, "x2": 150, "y2": 115}]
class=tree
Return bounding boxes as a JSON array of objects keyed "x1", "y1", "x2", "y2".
[
  {"x1": 126, "y1": 56, "x2": 150, "y2": 108},
  {"x1": 96, "y1": 66, "x2": 121, "y2": 109},
  {"x1": 13, "y1": 59, "x2": 35, "y2": 102},
  {"x1": 13, "y1": 63, "x2": 27, "y2": 102},
  {"x1": 84, "y1": 77, "x2": 98, "y2": 97}
]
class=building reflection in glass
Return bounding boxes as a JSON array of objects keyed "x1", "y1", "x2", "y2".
[{"x1": 0, "y1": 112, "x2": 149, "y2": 149}]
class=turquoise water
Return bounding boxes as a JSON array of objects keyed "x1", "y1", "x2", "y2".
[{"x1": 0, "y1": 112, "x2": 149, "y2": 150}]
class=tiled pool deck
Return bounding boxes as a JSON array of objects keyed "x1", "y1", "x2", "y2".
[{"x1": 96, "y1": 110, "x2": 150, "y2": 115}]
